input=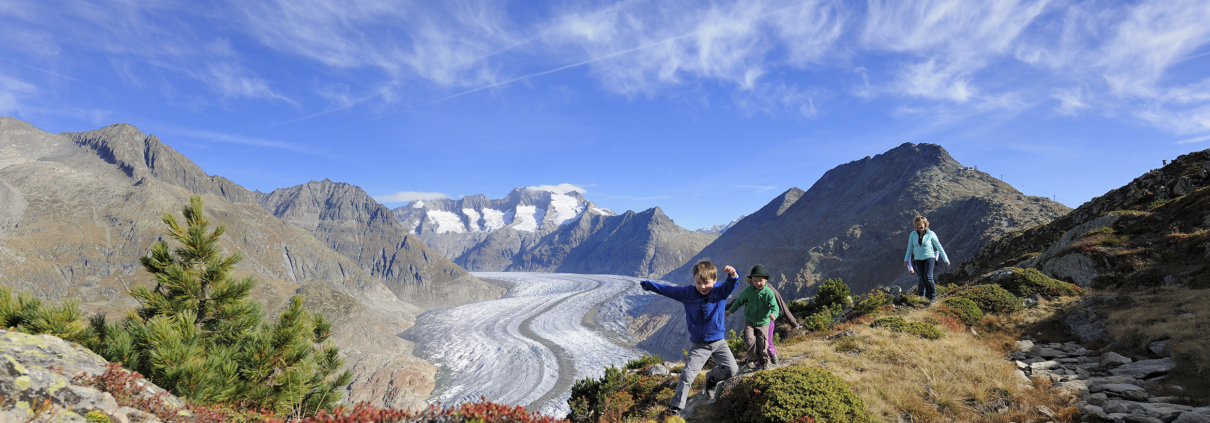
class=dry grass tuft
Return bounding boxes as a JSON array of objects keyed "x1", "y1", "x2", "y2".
[{"x1": 757, "y1": 303, "x2": 1079, "y2": 422}]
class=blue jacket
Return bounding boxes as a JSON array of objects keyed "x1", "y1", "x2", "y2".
[
  {"x1": 641, "y1": 275, "x2": 739, "y2": 344},
  {"x1": 905, "y1": 229, "x2": 949, "y2": 263}
]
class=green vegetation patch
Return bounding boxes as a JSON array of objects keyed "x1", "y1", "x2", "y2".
[
  {"x1": 870, "y1": 316, "x2": 943, "y2": 340},
  {"x1": 952, "y1": 284, "x2": 1024, "y2": 314},
  {"x1": 851, "y1": 291, "x2": 893, "y2": 318},
  {"x1": 815, "y1": 278, "x2": 852, "y2": 309},
  {"x1": 724, "y1": 366, "x2": 874, "y2": 423},
  {"x1": 568, "y1": 365, "x2": 677, "y2": 423},
  {"x1": 625, "y1": 354, "x2": 663, "y2": 370},
  {"x1": 996, "y1": 268, "x2": 1082, "y2": 298},
  {"x1": 939, "y1": 297, "x2": 983, "y2": 326}
]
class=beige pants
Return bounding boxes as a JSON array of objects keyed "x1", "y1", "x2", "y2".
[{"x1": 743, "y1": 323, "x2": 770, "y2": 365}]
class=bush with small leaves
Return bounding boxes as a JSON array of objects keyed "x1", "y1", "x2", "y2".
[
  {"x1": 0, "y1": 287, "x2": 94, "y2": 344},
  {"x1": 567, "y1": 364, "x2": 678, "y2": 423},
  {"x1": 939, "y1": 297, "x2": 983, "y2": 326},
  {"x1": 814, "y1": 278, "x2": 851, "y2": 310},
  {"x1": 626, "y1": 354, "x2": 663, "y2": 370},
  {"x1": 952, "y1": 284, "x2": 1024, "y2": 314},
  {"x1": 722, "y1": 366, "x2": 873, "y2": 423},
  {"x1": 851, "y1": 291, "x2": 892, "y2": 318},
  {"x1": 995, "y1": 268, "x2": 1082, "y2": 298}
]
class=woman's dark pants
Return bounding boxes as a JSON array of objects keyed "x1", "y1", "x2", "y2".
[{"x1": 912, "y1": 258, "x2": 937, "y2": 301}]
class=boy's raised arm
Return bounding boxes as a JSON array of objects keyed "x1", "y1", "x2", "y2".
[{"x1": 640, "y1": 280, "x2": 690, "y2": 301}]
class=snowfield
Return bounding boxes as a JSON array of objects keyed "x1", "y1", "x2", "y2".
[{"x1": 405, "y1": 273, "x2": 662, "y2": 416}]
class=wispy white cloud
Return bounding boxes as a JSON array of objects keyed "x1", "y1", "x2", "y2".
[
  {"x1": 374, "y1": 191, "x2": 451, "y2": 203},
  {"x1": 1052, "y1": 86, "x2": 1089, "y2": 116},
  {"x1": 233, "y1": 0, "x2": 517, "y2": 88},
  {"x1": 1096, "y1": 0, "x2": 1210, "y2": 98},
  {"x1": 526, "y1": 183, "x2": 588, "y2": 194},
  {"x1": 152, "y1": 125, "x2": 318, "y2": 154},
  {"x1": 543, "y1": 0, "x2": 844, "y2": 96},
  {"x1": 0, "y1": 73, "x2": 36, "y2": 115},
  {"x1": 1175, "y1": 134, "x2": 1210, "y2": 145},
  {"x1": 893, "y1": 58, "x2": 974, "y2": 102}
]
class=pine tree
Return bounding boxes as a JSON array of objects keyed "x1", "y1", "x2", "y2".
[{"x1": 85, "y1": 195, "x2": 351, "y2": 416}]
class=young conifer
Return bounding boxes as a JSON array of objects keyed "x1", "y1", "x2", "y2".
[{"x1": 85, "y1": 195, "x2": 351, "y2": 416}]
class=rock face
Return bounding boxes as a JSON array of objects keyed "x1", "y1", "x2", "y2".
[
  {"x1": 257, "y1": 180, "x2": 502, "y2": 309},
  {"x1": 696, "y1": 215, "x2": 745, "y2": 234},
  {"x1": 0, "y1": 329, "x2": 175, "y2": 423},
  {"x1": 393, "y1": 189, "x2": 717, "y2": 278},
  {"x1": 634, "y1": 143, "x2": 1069, "y2": 357},
  {"x1": 0, "y1": 117, "x2": 476, "y2": 410}
]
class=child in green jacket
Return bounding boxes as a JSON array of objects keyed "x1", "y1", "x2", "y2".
[{"x1": 725, "y1": 264, "x2": 780, "y2": 370}]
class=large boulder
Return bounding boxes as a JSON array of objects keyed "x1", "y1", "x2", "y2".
[{"x1": 0, "y1": 329, "x2": 177, "y2": 422}]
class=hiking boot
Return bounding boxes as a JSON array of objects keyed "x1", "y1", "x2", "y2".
[
  {"x1": 661, "y1": 407, "x2": 681, "y2": 419},
  {"x1": 770, "y1": 354, "x2": 779, "y2": 365},
  {"x1": 704, "y1": 374, "x2": 719, "y2": 391}
]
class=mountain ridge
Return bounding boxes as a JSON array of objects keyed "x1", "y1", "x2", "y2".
[{"x1": 632, "y1": 142, "x2": 1072, "y2": 358}]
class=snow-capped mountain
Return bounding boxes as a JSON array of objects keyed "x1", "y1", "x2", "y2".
[
  {"x1": 396, "y1": 188, "x2": 614, "y2": 236},
  {"x1": 391, "y1": 187, "x2": 717, "y2": 278},
  {"x1": 696, "y1": 215, "x2": 745, "y2": 234}
]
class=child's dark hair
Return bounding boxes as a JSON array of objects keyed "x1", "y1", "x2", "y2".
[{"x1": 692, "y1": 260, "x2": 717, "y2": 282}]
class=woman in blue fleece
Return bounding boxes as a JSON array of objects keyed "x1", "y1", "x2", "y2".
[
  {"x1": 903, "y1": 215, "x2": 949, "y2": 301},
  {"x1": 640, "y1": 260, "x2": 740, "y2": 416}
]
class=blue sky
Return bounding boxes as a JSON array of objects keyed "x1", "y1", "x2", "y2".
[{"x1": 2, "y1": 0, "x2": 1209, "y2": 230}]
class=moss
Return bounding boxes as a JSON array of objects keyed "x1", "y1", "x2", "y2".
[
  {"x1": 996, "y1": 268, "x2": 1081, "y2": 298},
  {"x1": 939, "y1": 297, "x2": 983, "y2": 326},
  {"x1": 85, "y1": 410, "x2": 112, "y2": 423},
  {"x1": 727, "y1": 367, "x2": 873, "y2": 423},
  {"x1": 952, "y1": 284, "x2": 1023, "y2": 314}
]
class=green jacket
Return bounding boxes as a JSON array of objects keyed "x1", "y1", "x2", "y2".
[{"x1": 727, "y1": 285, "x2": 780, "y2": 327}]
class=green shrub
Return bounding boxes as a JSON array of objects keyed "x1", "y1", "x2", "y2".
[
  {"x1": 568, "y1": 364, "x2": 678, "y2": 423},
  {"x1": 626, "y1": 354, "x2": 663, "y2": 370},
  {"x1": 726, "y1": 329, "x2": 745, "y2": 358},
  {"x1": 0, "y1": 287, "x2": 94, "y2": 344},
  {"x1": 996, "y1": 268, "x2": 1082, "y2": 298},
  {"x1": 800, "y1": 304, "x2": 843, "y2": 332},
  {"x1": 724, "y1": 367, "x2": 873, "y2": 423},
  {"x1": 786, "y1": 299, "x2": 817, "y2": 318},
  {"x1": 82, "y1": 196, "x2": 349, "y2": 416},
  {"x1": 869, "y1": 316, "x2": 943, "y2": 340},
  {"x1": 935, "y1": 283, "x2": 959, "y2": 298},
  {"x1": 952, "y1": 284, "x2": 1023, "y2": 314},
  {"x1": 939, "y1": 297, "x2": 983, "y2": 326},
  {"x1": 894, "y1": 293, "x2": 930, "y2": 308},
  {"x1": 852, "y1": 291, "x2": 892, "y2": 318},
  {"x1": 815, "y1": 278, "x2": 851, "y2": 309}
]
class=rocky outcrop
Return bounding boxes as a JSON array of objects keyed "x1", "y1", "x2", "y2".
[
  {"x1": 0, "y1": 329, "x2": 176, "y2": 423},
  {"x1": 1009, "y1": 334, "x2": 1210, "y2": 423},
  {"x1": 257, "y1": 180, "x2": 502, "y2": 309},
  {"x1": 635, "y1": 143, "x2": 1069, "y2": 358},
  {"x1": 394, "y1": 189, "x2": 716, "y2": 278},
  {"x1": 0, "y1": 117, "x2": 452, "y2": 410}
]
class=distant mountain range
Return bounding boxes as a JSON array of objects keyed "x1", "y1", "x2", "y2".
[
  {"x1": 696, "y1": 215, "x2": 745, "y2": 234},
  {"x1": 0, "y1": 118, "x2": 501, "y2": 410},
  {"x1": 393, "y1": 189, "x2": 718, "y2": 278},
  {"x1": 632, "y1": 142, "x2": 1073, "y2": 357}
]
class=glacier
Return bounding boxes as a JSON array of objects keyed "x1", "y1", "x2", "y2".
[{"x1": 404, "y1": 273, "x2": 664, "y2": 416}]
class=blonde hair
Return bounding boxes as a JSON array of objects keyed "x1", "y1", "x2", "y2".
[
  {"x1": 692, "y1": 260, "x2": 718, "y2": 282},
  {"x1": 913, "y1": 215, "x2": 929, "y2": 229}
]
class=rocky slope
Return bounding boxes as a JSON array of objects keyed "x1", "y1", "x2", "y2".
[
  {"x1": 256, "y1": 180, "x2": 501, "y2": 308},
  {"x1": 394, "y1": 189, "x2": 717, "y2": 278},
  {"x1": 633, "y1": 143, "x2": 1070, "y2": 358},
  {"x1": 940, "y1": 148, "x2": 1210, "y2": 287},
  {"x1": 0, "y1": 117, "x2": 473, "y2": 410}
]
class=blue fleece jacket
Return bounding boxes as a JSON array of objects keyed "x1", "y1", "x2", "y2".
[
  {"x1": 640, "y1": 275, "x2": 739, "y2": 344},
  {"x1": 904, "y1": 229, "x2": 950, "y2": 263}
]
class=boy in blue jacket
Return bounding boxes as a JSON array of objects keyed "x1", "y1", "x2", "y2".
[{"x1": 641, "y1": 260, "x2": 740, "y2": 415}]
